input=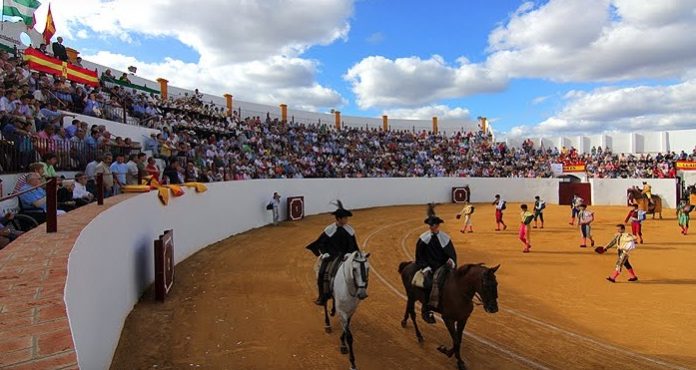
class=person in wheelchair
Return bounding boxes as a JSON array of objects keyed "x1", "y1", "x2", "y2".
[
  {"x1": 18, "y1": 173, "x2": 66, "y2": 224},
  {"x1": 0, "y1": 212, "x2": 25, "y2": 250}
]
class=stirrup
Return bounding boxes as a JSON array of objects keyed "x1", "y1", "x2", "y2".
[{"x1": 422, "y1": 310, "x2": 436, "y2": 324}]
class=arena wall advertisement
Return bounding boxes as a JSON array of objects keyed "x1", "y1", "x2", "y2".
[{"x1": 64, "y1": 177, "x2": 675, "y2": 369}]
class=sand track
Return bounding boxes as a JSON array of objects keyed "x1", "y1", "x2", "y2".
[{"x1": 111, "y1": 204, "x2": 696, "y2": 370}]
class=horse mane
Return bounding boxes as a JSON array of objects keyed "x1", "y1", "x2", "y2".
[
  {"x1": 455, "y1": 263, "x2": 485, "y2": 277},
  {"x1": 398, "y1": 261, "x2": 412, "y2": 273}
]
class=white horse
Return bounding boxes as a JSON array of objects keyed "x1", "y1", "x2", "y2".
[{"x1": 320, "y1": 250, "x2": 371, "y2": 370}]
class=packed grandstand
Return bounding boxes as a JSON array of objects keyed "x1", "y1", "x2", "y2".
[{"x1": 2, "y1": 44, "x2": 695, "y2": 185}]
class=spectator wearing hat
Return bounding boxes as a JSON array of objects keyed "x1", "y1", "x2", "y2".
[
  {"x1": 305, "y1": 200, "x2": 359, "y2": 306},
  {"x1": 415, "y1": 203, "x2": 456, "y2": 324}
]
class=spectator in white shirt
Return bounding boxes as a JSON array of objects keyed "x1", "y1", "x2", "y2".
[{"x1": 72, "y1": 173, "x2": 94, "y2": 206}]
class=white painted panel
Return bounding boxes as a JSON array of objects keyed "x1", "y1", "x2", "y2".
[{"x1": 590, "y1": 178, "x2": 676, "y2": 208}]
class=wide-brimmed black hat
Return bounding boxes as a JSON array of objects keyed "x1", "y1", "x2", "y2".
[
  {"x1": 424, "y1": 203, "x2": 444, "y2": 226},
  {"x1": 331, "y1": 200, "x2": 353, "y2": 218}
]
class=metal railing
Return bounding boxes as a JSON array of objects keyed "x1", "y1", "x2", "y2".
[{"x1": 0, "y1": 136, "x2": 141, "y2": 174}]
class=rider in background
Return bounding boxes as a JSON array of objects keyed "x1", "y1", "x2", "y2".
[
  {"x1": 306, "y1": 200, "x2": 359, "y2": 306},
  {"x1": 415, "y1": 204, "x2": 457, "y2": 324},
  {"x1": 641, "y1": 181, "x2": 654, "y2": 205}
]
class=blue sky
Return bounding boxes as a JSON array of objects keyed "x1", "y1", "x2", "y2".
[{"x1": 22, "y1": 0, "x2": 696, "y2": 135}]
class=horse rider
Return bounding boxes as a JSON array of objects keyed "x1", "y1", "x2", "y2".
[
  {"x1": 641, "y1": 181, "x2": 654, "y2": 205},
  {"x1": 415, "y1": 204, "x2": 457, "y2": 324},
  {"x1": 306, "y1": 200, "x2": 359, "y2": 306}
]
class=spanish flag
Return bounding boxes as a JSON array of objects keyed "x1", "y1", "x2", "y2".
[
  {"x1": 42, "y1": 3, "x2": 55, "y2": 44},
  {"x1": 23, "y1": 47, "x2": 99, "y2": 87}
]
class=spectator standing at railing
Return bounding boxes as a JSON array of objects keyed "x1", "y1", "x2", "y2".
[
  {"x1": 84, "y1": 130, "x2": 99, "y2": 150},
  {"x1": 162, "y1": 161, "x2": 183, "y2": 184},
  {"x1": 66, "y1": 119, "x2": 80, "y2": 138},
  {"x1": 84, "y1": 155, "x2": 99, "y2": 194},
  {"x1": 110, "y1": 153, "x2": 128, "y2": 195},
  {"x1": 52, "y1": 37, "x2": 68, "y2": 62},
  {"x1": 126, "y1": 154, "x2": 140, "y2": 185},
  {"x1": 37, "y1": 43, "x2": 49, "y2": 55},
  {"x1": 95, "y1": 154, "x2": 114, "y2": 197},
  {"x1": 145, "y1": 157, "x2": 160, "y2": 181},
  {"x1": 83, "y1": 93, "x2": 102, "y2": 117}
]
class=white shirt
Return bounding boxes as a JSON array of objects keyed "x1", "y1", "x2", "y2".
[
  {"x1": 85, "y1": 161, "x2": 98, "y2": 180},
  {"x1": 495, "y1": 199, "x2": 506, "y2": 210},
  {"x1": 73, "y1": 182, "x2": 92, "y2": 199}
]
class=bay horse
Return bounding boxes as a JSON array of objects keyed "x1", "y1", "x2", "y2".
[
  {"x1": 627, "y1": 188, "x2": 662, "y2": 219},
  {"x1": 398, "y1": 262, "x2": 500, "y2": 370},
  {"x1": 319, "y1": 251, "x2": 370, "y2": 370}
]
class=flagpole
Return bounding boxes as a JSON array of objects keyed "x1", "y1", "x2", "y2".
[{"x1": 1, "y1": 0, "x2": 4, "y2": 31}]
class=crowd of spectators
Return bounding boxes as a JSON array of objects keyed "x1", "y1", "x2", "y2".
[{"x1": 2, "y1": 36, "x2": 696, "y2": 250}]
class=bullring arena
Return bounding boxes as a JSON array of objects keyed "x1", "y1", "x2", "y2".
[
  {"x1": 3, "y1": 3, "x2": 696, "y2": 368},
  {"x1": 109, "y1": 199, "x2": 696, "y2": 370}
]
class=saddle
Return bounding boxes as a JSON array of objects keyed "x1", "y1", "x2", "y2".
[{"x1": 315, "y1": 256, "x2": 345, "y2": 297}]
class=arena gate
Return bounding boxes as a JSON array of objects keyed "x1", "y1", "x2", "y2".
[
  {"x1": 559, "y1": 182, "x2": 591, "y2": 205},
  {"x1": 451, "y1": 186, "x2": 471, "y2": 203},
  {"x1": 287, "y1": 196, "x2": 305, "y2": 221}
]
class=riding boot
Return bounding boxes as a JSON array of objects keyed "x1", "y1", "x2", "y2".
[
  {"x1": 428, "y1": 283, "x2": 441, "y2": 310},
  {"x1": 421, "y1": 306, "x2": 436, "y2": 324},
  {"x1": 315, "y1": 278, "x2": 325, "y2": 305}
]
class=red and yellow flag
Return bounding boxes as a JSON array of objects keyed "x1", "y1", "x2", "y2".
[
  {"x1": 676, "y1": 161, "x2": 696, "y2": 171},
  {"x1": 23, "y1": 47, "x2": 99, "y2": 87},
  {"x1": 42, "y1": 3, "x2": 55, "y2": 44}
]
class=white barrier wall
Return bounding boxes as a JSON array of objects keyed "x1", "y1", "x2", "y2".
[
  {"x1": 65, "y1": 177, "x2": 561, "y2": 369},
  {"x1": 590, "y1": 178, "x2": 677, "y2": 208}
]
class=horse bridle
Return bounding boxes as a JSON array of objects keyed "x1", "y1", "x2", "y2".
[{"x1": 348, "y1": 258, "x2": 369, "y2": 296}]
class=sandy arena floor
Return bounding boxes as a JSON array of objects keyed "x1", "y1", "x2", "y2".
[{"x1": 110, "y1": 203, "x2": 696, "y2": 370}]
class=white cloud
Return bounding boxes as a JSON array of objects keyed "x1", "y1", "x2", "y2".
[
  {"x1": 75, "y1": 29, "x2": 89, "y2": 39},
  {"x1": 486, "y1": 0, "x2": 696, "y2": 81},
  {"x1": 85, "y1": 51, "x2": 345, "y2": 111},
  {"x1": 30, "y1": 0, "x2": 352, "y2": 110},
  {"x1": 508, "y1": 79, "x2": 696, "y2": 136},
  {"x1": 344, "y1": 55, "x2": 506, "y2": 109},
  {"x1": 531, "y1": 95, "x2": 552, "y2": 105},
  {"x1": 383, "y1": 105, "x2": 472, "y2": 121}
]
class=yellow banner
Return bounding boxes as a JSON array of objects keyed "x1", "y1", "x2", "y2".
[
  {"x1": 563, "y1": 164, "x2": 586, "y2": 172},
  {"x1": 676, "y1": 161, "x2": 696, "y2": 170}
]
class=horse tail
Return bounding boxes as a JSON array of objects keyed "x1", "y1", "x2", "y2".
[{"x1": 398, "y1": 261, "x2": 412, "y2": 273}]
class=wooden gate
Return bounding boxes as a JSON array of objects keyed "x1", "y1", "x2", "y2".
[{"x1": 559, "y1": 182, "x2": 591, "y2": 205}]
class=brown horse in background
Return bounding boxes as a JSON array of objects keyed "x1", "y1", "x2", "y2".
[
  {"x1": 398, "y1": 262, "x2": 500, "y2": 370},
  {"x1": 627, "y1": 188, "x2": 662, "y2": 219}
]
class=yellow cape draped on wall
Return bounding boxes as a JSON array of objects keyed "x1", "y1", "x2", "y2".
[{"x1": 120, "y1": 176, "x2": 208, "y2": 205}]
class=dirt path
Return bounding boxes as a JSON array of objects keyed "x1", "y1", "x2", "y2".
[{"x1": 111, "y1": 204, "x2": 696, "y2": 370}]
